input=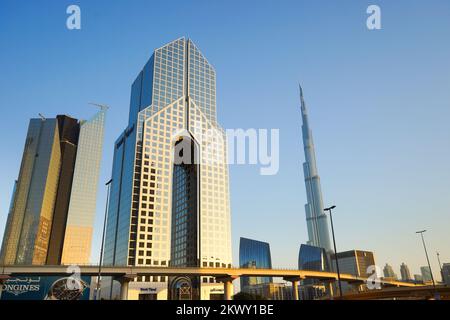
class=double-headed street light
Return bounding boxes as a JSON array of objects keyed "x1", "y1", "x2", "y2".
[
  {"x1": 324, "y1": 205, "x2": 343, "y2": 298},
  {"x1": 416, "y1": 230, "x2": 439, "y2": 299}
]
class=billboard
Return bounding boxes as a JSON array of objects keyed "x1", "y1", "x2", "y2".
[{"x1": 1, "y1": 275, "x2": 91, "y2": 300}]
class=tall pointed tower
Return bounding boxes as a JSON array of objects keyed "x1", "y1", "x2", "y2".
[{"x1": 300, "y1": 85, "x2": 332, "y2": 252}]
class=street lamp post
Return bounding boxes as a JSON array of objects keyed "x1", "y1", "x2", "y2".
[
  {"x1": 324, "y1": 205, "x2": 343, "y2": 298},
  {"x1": 416, "y1": 230, "x2": 438, "y2": 299},
  {"x1": 437, "y1": 252, "x2": 443, "y2": 283},
  {"x1": 96, "y1": 178, "x2": 113, "y2": 300}
]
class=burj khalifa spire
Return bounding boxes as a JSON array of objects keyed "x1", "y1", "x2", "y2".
[{"x1": 300, "y1": 84, "x2": 333, "y2": 252}]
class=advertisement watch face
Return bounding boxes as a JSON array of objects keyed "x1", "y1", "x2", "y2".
[{"x1": 1, "y1": 276, "x2": 91, "y2": 300}]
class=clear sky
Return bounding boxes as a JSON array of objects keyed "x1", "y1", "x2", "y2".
[{"x1": 1, "y1": 0, "x2": 449, "y2": 280}]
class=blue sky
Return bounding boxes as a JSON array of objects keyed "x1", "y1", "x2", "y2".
[{"x1": 1, "y1": 0, "x2": 449, "y2": 279}]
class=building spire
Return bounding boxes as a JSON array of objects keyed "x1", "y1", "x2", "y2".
[
  {"x1": 299, "y1": 83, "x2": 333, "y2": 252},
  {"x1": 299, "y1": 84, "x2": 306, "y2": 112}
]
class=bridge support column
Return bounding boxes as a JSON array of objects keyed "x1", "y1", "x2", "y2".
[
  {"x1": 216, "y1": 276, "x2": 238, "y2": 301},
  {"x1": 118, "y1": 274, "x2": 136, "y2": 301},
  {"x1": 284, "y1": 277, "x2": 303, "y2": 301},
  {"x1": 292, "y1": 281, "x2": 299, "y2": 300},
  {"x1": 326, "y1": 281, "x2": 334, "y2": 300},
  {"x1": 120, "y1": 280, "x2": 129, "y2": 301},
  {"x1": 224, "y1": 280, "x2": 233, "y2": 301}
]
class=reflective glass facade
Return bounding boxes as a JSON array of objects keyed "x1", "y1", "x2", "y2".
[
  {"x1": 298, "y1": 244, "x2": 330, "y2": 299},
  {"x1": 46, "y1": 116, "x2": 80, "y2": 264},
  {"x1": 104, "y1": 38, "x2": 232, "y2": 297},
  {"x1": 1, "y1": 111, "x2": 106, "y2": 266},
  {"x1": 239, "y1": 237, "x2": 273, "y2": 290},
  {"x1": 14, "y1": 119, "x2": 62, "y2": 265},
  {"x1": 169, "y1": 137, "x2": 200, "y2": 299},
  {"x1": 298, "y1": 244, "x2": 329, "y2": 271},
  {"x1": 61, "y1": 109, "x2": 107, "y2": 264},
  {"x1": 171, "y1": 138, "x2": 198, "y2": 267},
  {"x1": 188, "y1": 42, "x2": 216, "y2": 123},
  {"x1": 104, "y1": 127, "x2": 136, "y2": 267},
  {"x1": 0, "y1": 181, "x2": 17, "y2": 263},
  {"x1": 331, "y1": 250, "x2": 375, "y2": 277}
]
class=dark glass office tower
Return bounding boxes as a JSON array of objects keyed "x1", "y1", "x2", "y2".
[
  {"x1": 298, "y1": 244, "x2": 330, "y2": 271},
  {"x1": 46, "y1": 116, "x2": 80, "y2": 265},
  {"x1": 0, "y1": 182, "x2": 18, "y2": 262},
  {"x1": 239, "y1": 237, "x2": 273, "y2": 292},
  {"x1": 298, "y1": 244, "x2": 330, "y2": 299},
  {"x1": 0, "y1": 110, "x2": 106, "y2": 266}
]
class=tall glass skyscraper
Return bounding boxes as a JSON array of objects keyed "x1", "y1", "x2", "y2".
[
  {"x1": 383, "y1": 263, "x2": 397, "y2": 279},
  {"x1": 59, "y1": 110, "x2": 107, "y2": 264},
  {"x1": 239, "y1": 237, "x2": 273, "y2": 292},
  {"x1": 0, "y1": 109, "x2": 107, "y2": 266},
  {"x1": 400, "y1": 262, "x2": 411, "y2": 281},
  {"x1": 331, "y1": 250, "x2": 375, "y2": 278},
  {"x1": 298, "y1": 244, "x2": 329, "y2": 272},
  {"x1": 103, "y1": 38, "x2": 232, "y2": 300},
  {"x1": 442, "y1": 263, "x2": 450, "y2": 286},
  {"x1": 298, "y1": 243, "x2": 330, "y2": 300},
  {"x1": 299, "y1": 85, "x2": 332, "y2": 252},
  {"x1": 420, "y1": 266, "x2": 433, "y2": 282}
]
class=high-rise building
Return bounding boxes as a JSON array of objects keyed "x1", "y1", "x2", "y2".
[
  {"x1": 299, "y1": 86, "x2": 332, "y2": 252},
  {"x1": 414, "y1": 274, "x2": 423, "y2": 283},
  {"x1": 298, "y1": 244, "x2": 330, "y2": 299},
  {"x1": 383, "y1": 263, "x2": 397, "y2": 279},
  {"x1": 400, "y1": 263, "x2": 412, "y2": 281},
  {"x1": 103, "y1": 38, "x2": 232, "y2": 300},
  {"x1": 420, "y1": 266, "x2": 432, "y2": 283},
  {"x1": 298, "y1": 244, "x2": 330, "y2": 272},
  {"x1": 331, "y1": 250, "x2": 376, "y2": 294},
  {"x1": 239, "y1": 237, "x2": 273, "y2": 294},
  {"x1": 332, "y1": 250, "x2": 376, "y2": 278},
  {"x1": 442, "y1": 263, "x2": 450, "y2": 286},
  {"x1": 0, "y1": 110, "x2": 107, "y2": 266}
]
